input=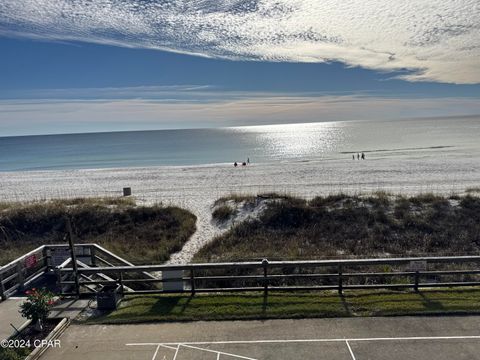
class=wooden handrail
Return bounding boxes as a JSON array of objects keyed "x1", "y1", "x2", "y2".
[
  {"x1": 59, "y1": 255, "x2": 480, "y2": 274},
  {"x1": 54, "y1": 254, "x2": 480, "y2": 296},
  {"x1": 4, "y1": 244, "x2": 480, "y2": 299}
]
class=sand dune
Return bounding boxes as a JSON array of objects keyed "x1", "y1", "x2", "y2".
[{"x1": 0, "y1": 155, "x2": 478, "y2": 263}]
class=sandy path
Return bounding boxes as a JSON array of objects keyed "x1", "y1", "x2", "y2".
[{"x1": 0, "y1": 154, "x2": 478, "y2": 263}]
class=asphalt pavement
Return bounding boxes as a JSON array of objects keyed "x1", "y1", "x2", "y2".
[{"x1": 39, "y1": 316, "x2": 480, "y2": 359}]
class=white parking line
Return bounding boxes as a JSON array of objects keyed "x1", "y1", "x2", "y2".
[
  {"x1": 128, "y1": 335, "x2": 480, "y2": 360},
  {"x1": 345, "y1": 340, "x2": 356, "y2": 360},
  {"x1": 161, "y1": 344, "x2": 178, "y2": 351},
  {"x1": 181, "y1": 344, "x2": 258, "y2": 360},
  {"x1": 126, "y1": 334, "x2": 480, "y2": 347},
  {"x1": 172, "y1": 344, "x2": 181, "y2": 360},
  {"x1": 153, "y1": 343, "x2": 258, "y2": 360},
  {"x1": 151, "y1": 344, "x2": 161, "y2": 360}
]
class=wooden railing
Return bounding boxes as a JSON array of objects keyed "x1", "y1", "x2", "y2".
[
  {"x1": 4, "y1": 244, "x2": 480, "y2": 300},
  {"x1": 57, "y1": 255, "x2": 480, "y2": 297},
  {"x1": 0, "y1": 246, "x2": 49, "y2": 300},
  {"x1": 0, "y1": 243, "x2": 144, "y2": 300}
]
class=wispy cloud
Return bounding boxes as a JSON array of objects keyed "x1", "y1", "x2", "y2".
[
  {"x1": 1, "y1": 93, "x2": 479, "y2": 136},
  {"x1": 1, "y1": 85, "x2": 216, "y2": 100},
  {"x1": 1, "y1": 0, "x2": 479, "y2": 84}
]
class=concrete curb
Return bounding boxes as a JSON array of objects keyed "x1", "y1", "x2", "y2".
[
  {"x1": 7, "y1": 320, "x2": 32, "y2": 340},
  {"x1": 25, "y1": 317, "x2": 71, "y2": 360}
]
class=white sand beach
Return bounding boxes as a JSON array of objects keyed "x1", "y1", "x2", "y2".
[{"x1": 0, "y1": 153, "x2": 479, "y2": 263}]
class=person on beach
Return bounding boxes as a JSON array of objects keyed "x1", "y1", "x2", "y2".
[
  {"x1": 352, "y1": 154, "x2": 355, "y2": 160},
  {"x1": 242, "y1": 162, "x2": 246, "y2": 166},
  {"x1": 361, "y1": 152, "x2": 365, "y2": 160},
  {"x1": 247, "y1": 157, "x2": 250, "y2": 164},
  {"x1": 357, "y1": 153, "x2": 360, "y2": 160},
  {"x1": 234, "y1": 162, "x2": 238, "y2": 167}
]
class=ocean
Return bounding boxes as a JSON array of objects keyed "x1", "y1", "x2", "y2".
[{"x1": 0, "y1": 117, "x2": 479, "y2": 172}]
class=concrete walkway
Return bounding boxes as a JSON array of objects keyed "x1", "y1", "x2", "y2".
[
  {"x1": 0, "y1": 297, "x2": 90, "y2": 340},
  {"x1": 0, "y1": 298, "x2": 27, "y2": 340},
  {"x1": 41, "y1": 316, "x2": 480, "y2": 360},
  {"x1": 48, "y1": 298, "x2": 91, "y2": 320}
]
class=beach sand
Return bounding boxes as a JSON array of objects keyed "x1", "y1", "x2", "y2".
[{"x1": 0, "y1": 155, "x2": 478, "y2": 263}]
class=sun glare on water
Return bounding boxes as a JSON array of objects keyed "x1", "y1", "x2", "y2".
[{"x1": 231, "y1": 122, "x2": 346, "y2": 160}]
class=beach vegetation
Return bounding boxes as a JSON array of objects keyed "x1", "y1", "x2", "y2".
[
  {"x1": 212, "y1": 205, "x2": 237, "y2": 222},
  {"x1": 407, "y1": 192, "x2": 444, "y2": 205},
  {"x1": 214, "y1": 192, "x2": 295, "y2": 207},
  {"x1": 364, "y1": 190, "x2": 391, "y2": 207},
  {"x1": 214, "y1": 194, "x2": 256, "y2": 206},
  {"x1": 0, "y1": 197, "x2": 196, "y2": 265},
  {"x1": 309, "y1": 193, "x2": 351, "y2": 207},
  {"x1": 197, "y1": 193, "x2": 480, "y2": 262}
]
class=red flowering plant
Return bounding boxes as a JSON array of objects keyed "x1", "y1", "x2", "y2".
[{"x1": 20, "y1": 288, "x2": 56, "y2": 329}]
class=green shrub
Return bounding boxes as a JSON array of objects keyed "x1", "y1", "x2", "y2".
[{"x1": 20, "y1": 288, "x2": 55, "y2": 324}]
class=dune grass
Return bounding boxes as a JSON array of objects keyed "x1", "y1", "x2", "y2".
[
  {"x1": 212, "y1": 205, "x2": 237, "y2": 222},
  {"x1": 0, "y1": 196, "x2": 136, "y2": 211},
  {"x1": 0, "y1": 197, "x2": 196, "y2": 265},
  {"x1": 213, "y1": 194, "x2": 257, "y2": 207},
  {"x1": 196, "y1": 193, "x2": 480, "y2": 262},
  {"x1": 91, "y1": 288, "x2": 480, "y2": 324}
]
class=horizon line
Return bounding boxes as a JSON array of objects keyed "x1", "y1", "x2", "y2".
[{"x1": 1, "y1": 114, "x2": 479, "y2": 139}]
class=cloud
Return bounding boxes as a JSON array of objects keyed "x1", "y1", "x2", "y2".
[
  {"x1": 1, "y1": 93, "x2": 480, "y2": 136},
  {"x1": 1, "y1": 0, "x2": 479, "y2": 84},
  {"x1": 1, "y1": 85, "x2": 216, "y2": 100}
]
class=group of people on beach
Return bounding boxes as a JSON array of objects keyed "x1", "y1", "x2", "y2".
[
  {"x1": 353, "y1": 153, "x2": 366, "y2": 160},
  {"x1": 234, "y1": 157, "x2": 250, "y2": 167}
]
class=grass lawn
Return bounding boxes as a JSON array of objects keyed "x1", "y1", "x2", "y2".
[
  {"x1": 0, "y1": 347, "x2": 30, "y2": 360},
  {"x1": 91, "y1": 288, "x2": 480, "y2": 324}
]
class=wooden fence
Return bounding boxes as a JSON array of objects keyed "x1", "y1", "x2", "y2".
[
  {"x1": 0, "y1": 245, "x2": 48, "y2": 300},
  {"x1": 3, "y1": 244, "x2": 480, "y2": 300},
  {"x1": 0, "y1": 243, "x2": 140, "y2": 300},
  {"x1": 57, "y1": 254, "x2": 480, "y2": 297}
]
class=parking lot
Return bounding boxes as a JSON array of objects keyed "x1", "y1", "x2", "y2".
[{"x1": 41, "y1": 316, "x2": 480, "y2": 360}]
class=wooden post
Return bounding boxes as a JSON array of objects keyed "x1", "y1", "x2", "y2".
[
  {"x1": 414, "y1": 271, "x2": 419, "y2": 292},
  {"x1": 43, "y1": 246, "x2": 50, "y2": 271},
  {"x1": 338, "y1": 265, "x2": 343, "y2": 295},
  {"x1": 0, "y1": 272, "x2": 6, "y2": 300},
  {"x1": 190, "y1": 269, "x2": 196, "y2": 296},
  {"x1": 16, "y1": 262, "x2": 25, "y2": 291},
  {"x1": 262, "y1": 259, "x2": 269, "y2": 297},
  {"x1": 66, "y1": 218, "x2": 80, "y2": 297},
  {"x1": 90, "y1": 246, "x2": 97, "y2": 267},
  {"x1": 55, "y1": 267, "x2": 63, "y2": 294},
  {"x1": 119, "y1": 272, "x2": 124, "y2": 296}
]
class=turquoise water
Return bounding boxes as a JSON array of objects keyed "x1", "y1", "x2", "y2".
[{"x1": 0, "y1": 117, "x2": 479, "y2": 171}]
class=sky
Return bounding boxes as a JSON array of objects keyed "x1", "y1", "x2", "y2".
[{"x1": 0, "y1": 0, "x2": 479, "y2": 136}]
